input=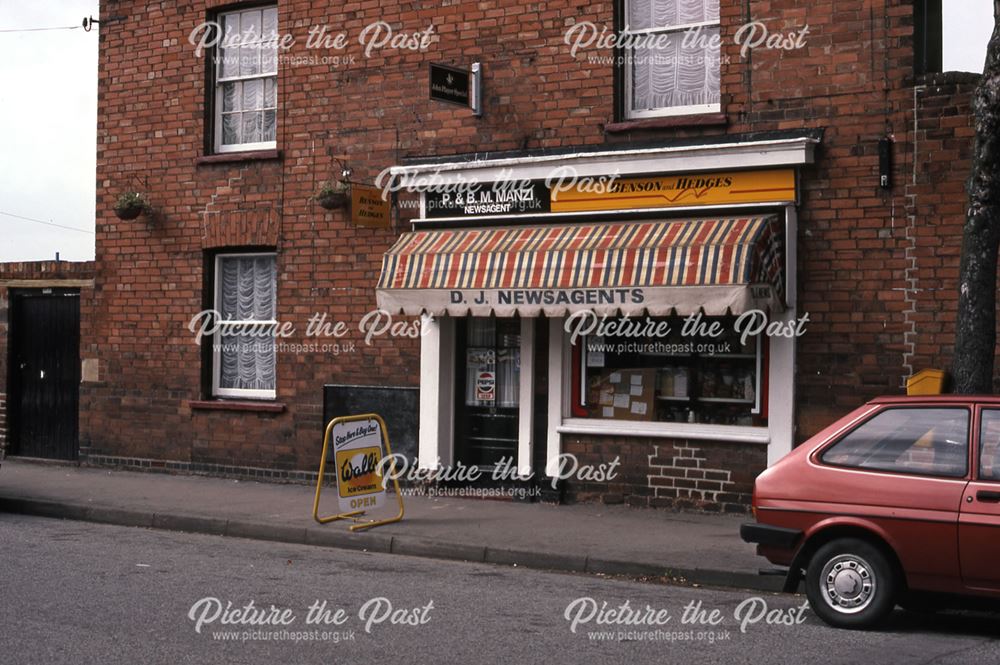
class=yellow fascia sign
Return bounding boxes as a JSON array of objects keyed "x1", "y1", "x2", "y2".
[{"x1": 550, "y1": 168, "x2": 797, "y2": 213}]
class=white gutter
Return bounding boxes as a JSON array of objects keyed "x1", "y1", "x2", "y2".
[{"x1": 388, "y1": 137, "x2": 819, "y2": 185}]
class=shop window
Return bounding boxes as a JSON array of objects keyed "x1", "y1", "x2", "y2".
[
  {"x1": 211, "y1": 5, "x2": 278, "y2": 153},
  {"x1": 212, "y1": 252, "x2": 277, "y2": 399},
  {"x1": 821, "y1": 408, "x2": 968, "y2": 478},
  {"x1": 620, "y1": 0, "x2": 721, "y2": 119},
  {"x1": 572, "y1": 315, "x2": 763, "y2": 426}
]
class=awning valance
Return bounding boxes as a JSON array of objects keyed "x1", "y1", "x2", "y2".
[{"x1": 376, "y1": 216, "x2": 785, "y2": 317}]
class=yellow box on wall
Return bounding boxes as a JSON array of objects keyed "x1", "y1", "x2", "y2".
[{"x1": 906, "y1": 369, "x2": 945, "y2": 396}]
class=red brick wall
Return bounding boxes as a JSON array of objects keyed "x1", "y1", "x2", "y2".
[
  {"x1": 562, "y1": 434, "x2": 765, "y2": 513},
  {"x1": 90, "y1": 1, "x2": 980, "y2": 486},
  {"x1": 903, "y1": 74, "x2": 980, "y2": 384}
]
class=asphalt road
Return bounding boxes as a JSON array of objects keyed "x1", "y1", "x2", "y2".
[{"x1": 1, "y1": 513, "x2": 998, "y2": 665}]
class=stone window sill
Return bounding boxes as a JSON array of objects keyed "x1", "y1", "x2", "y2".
[
  {"x1": 196, "y1": 149, "x2": 282, "y2": 166},
  {"x1": 559, "y1": 418, "x2": 769, "y2": 444},
  {"x1": 605, "y1": 114, "x2": 728, "y2": 133},
  {"x1": 189, "y1": 399, "x2": 286, "y2": 414}
]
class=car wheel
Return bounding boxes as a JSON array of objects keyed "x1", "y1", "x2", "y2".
[{"x1": 805, "y1": 538, "x2": 897, "y2": 629}]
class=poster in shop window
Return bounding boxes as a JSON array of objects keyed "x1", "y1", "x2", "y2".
[
  {"x1": 476, "y1": 370, "x2": 496, "y2": 402},
  {"x1": 467, "y1": 348, "x2": 495, "y2": 405}
]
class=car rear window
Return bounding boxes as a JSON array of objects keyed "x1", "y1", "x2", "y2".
[{"x1": 820, "y1": 407, "x2": 969, "y2": 478}]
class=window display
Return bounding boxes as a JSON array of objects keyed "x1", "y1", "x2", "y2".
[{"x1": 573, "y1": 315, "x2": 764, "y2": 426}]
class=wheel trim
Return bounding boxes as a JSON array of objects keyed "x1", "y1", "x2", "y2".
[{"x1": 820, "y1": 554, "x2": 877, "y2": 615}]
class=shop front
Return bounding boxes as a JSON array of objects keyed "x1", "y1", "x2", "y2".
[{"x1": 377, "y1": 131, "x2": 819, "y2": 509}]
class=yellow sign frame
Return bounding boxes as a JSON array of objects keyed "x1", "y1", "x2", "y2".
[
  {"x1": 550, "y1": 168, "x2": 797, "y2": 213},
  {"x1": 312, "y1": 413, "x2": 405, "y2": 531}
]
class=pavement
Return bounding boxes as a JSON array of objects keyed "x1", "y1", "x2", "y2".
[{"x1": 0, "y1": 458, "x2": 782, "y2": 592}]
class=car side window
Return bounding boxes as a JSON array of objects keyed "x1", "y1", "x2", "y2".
[
  {"x1": 821, "y1": 408, "x2": 969, "y2": 478},
  {"x1": 979, "y1": 410, "x2": 1000, "y2": 481}
]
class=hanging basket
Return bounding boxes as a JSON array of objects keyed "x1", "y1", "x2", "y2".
[
  {"x1": 113, "y1": 192, "x2": 149, "y2": 220},
  {"x1": 114, "y1": 202, "x2": 146, "y2": 220},
  {"x1": 316, "y1": 191, "x2": 349, "y2": 210},
  {"x1": 315, "y1": 181, "x2": 350, "y2": 210}
]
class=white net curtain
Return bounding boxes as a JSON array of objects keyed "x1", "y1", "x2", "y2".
[
  {"x1": 218, "y1": 6, "x2": 278, "y2": 146},
  {"x1": 218, "y1": 255, "x2": 277, "y2": 392},
  {"x1": 628, "y1": 0, "x2": 721, "y2": 112}
]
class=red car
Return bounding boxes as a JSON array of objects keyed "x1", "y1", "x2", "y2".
[{"x1": 742, "y1": 395, "x2": 1000, "y2": 628}]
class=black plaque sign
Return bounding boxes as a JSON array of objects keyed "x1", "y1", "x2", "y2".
[
  {"x1": 425, "y1": 180, "x2": 552, "y2": 218},
  {"x1": 429, "y1": 63, "x2": 471, "y2": 107}
]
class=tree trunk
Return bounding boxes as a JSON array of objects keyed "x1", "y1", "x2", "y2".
[{"x1": 953, "y1": 4, "x2": 1000, "y2": 394}]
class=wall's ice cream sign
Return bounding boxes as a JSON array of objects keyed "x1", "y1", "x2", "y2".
[
  {"x1": 332, "y1": 420, "x2": 385, "y2": 512},
  {"x1": 313, "y1": 415, "x2": 404, "y2": 531},
  {"x1": 337, "y1": 447, "x2": 383, "y2": 502}
]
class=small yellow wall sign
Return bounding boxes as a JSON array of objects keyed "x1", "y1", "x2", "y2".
[
  {"x1": 550, "y1": 168, "x2": 797, "y2": 213},
  {"x1": 350, "y1": 184, "x2": 392, "y2": 228},
  {"x1": 312, "y1": 413, "x2": 404, "y2": 531}
]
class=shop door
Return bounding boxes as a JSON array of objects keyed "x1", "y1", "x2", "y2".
[
  {"x1": 455, "y1": 318, "x2": 520, "y2": 468},
  {"x1": 9, "y1": 289, "x2": 80, "y2": 460}
]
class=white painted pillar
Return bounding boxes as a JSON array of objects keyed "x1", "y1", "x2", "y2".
[
  {"x1": 418, "y1": 314, "x2": 454, "y2": 469},
  {"x1": 767, "y1": 312, "x2": 796, "y2": 466},
  {"x1": 517, "y1": 318, "x2": 535, "y2": 476},
  {"x1": 767, "y1": 205, "x2": 798, "y2": 466},
  {"x1": 546, "y1": 317, "x2": 565, "y2": 477}
]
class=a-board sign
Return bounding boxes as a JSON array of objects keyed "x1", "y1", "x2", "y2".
[{"x1": 313, "y1": 413, "x2": 405, "y2": 531}]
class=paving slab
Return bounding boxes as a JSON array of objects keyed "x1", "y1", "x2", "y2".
[{"x1": 0, "y1": 459, "x2": 780, "y2": 591}]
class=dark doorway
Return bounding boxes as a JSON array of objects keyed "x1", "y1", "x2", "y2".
[
  {"x1": 454, "y1": 317, "x2": 520, "y2": 468},
  {"x1": 8, "y1": 289, "x2": 80, "y2": 460}
]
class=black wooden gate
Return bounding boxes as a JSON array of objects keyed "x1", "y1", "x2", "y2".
[{"x1": 8, "y1": 289, "x2": 80, "y2": 460}]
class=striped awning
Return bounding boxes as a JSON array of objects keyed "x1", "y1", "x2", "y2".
[{"x1": 376, "y1": 216, "x2": 785, "y2": 317}]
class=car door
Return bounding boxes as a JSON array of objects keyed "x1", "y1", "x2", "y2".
[
  {"x1": 814, "y1": 406, "x2": 970, "y2": 592},
  {"x1": 959, "y1": 406, "x2": 1000, "y2": 591}
]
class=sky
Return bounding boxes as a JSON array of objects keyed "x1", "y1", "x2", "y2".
[
  {"x1": 0, "y1": 0, "x2": 98, "y2": 262},
  {"x1": 0, "y1": 2, "x2": 993, "y2": 263},
  {"x1": 943, "y1": 1, "x2": 994, "y2": 72}
]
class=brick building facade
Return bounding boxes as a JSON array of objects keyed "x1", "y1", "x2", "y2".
[{"x1": 0, "y1": 1, "x2": 984, "y2": 512}]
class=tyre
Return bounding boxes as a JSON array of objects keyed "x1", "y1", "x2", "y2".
[{"x1": 805, "y1": 538, "x2": 897, "y2": 629}]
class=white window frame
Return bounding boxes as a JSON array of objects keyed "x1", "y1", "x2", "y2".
[
  {"x1": 213, "y1": 5, "x2": 278, "y2": 154},
  {"x1": 212, "y1": 252, "x2": 277, "y2": 400},
  {"x1": 622, "y1": 0, "x2": 722, "y2": 119}
]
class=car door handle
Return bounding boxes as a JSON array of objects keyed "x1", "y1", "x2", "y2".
[{"x1": 977, "y1": 490, "x2": 1000, "y2": 502}]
